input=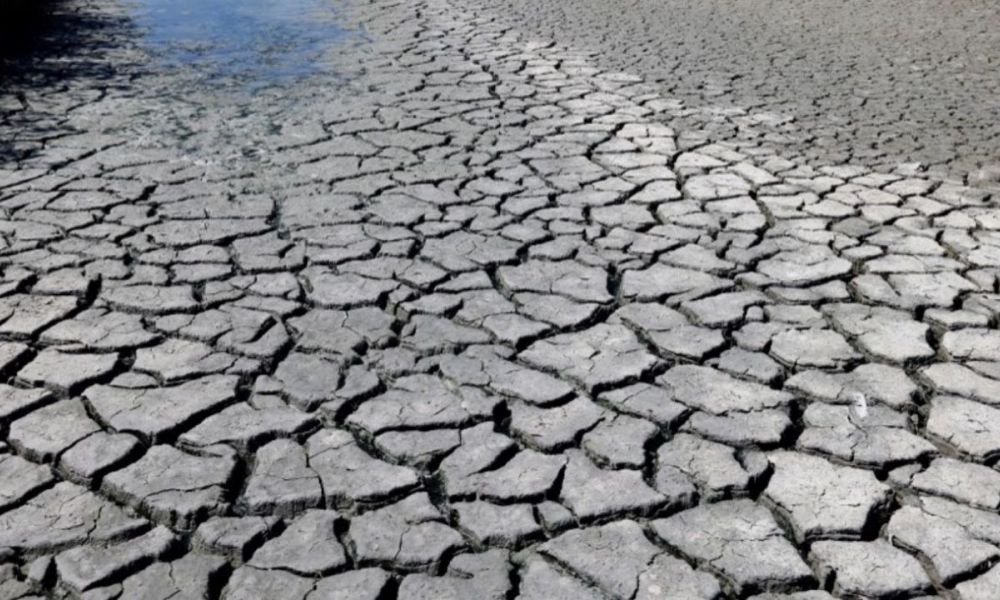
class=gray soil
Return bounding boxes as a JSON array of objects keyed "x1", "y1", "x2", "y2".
[
  {"x1": 462, "y1": 0, "x2": 1000, "y2": 183},
  {"x1": 1, "y1": 0, "x2": 1000, "y2": 597}
]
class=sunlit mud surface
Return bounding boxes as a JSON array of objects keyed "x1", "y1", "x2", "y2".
[{"x1": 0, "y1": 0, "x2": 999, "y2": 598}]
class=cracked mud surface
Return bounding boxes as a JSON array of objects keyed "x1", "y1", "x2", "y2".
[
  {"x1": 461, "y1": 0, "x2": 1000, "y2": 186},
  {"x1": 1, "y1": 0, "x2": 1000, "y2": 598}
]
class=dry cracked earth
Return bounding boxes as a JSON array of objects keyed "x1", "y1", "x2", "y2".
[
  {"x1": 459, "y1": 0, "x2": 1000, "y2": 186},
  {"x1": 0, "y1": 0, "x2": 999, "y2": 598}
]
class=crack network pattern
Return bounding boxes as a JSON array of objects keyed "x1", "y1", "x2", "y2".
[
  {"x1": 455, "y1": 0, "x2": 1000, "y2": 186},
  {"x1": 0, "y1": 0, "x2": 999, "y2": 598}
]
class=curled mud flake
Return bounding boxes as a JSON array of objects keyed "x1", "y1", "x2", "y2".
[{"x1": 849, "y1": 391, "x2": 869, "y2": 421}]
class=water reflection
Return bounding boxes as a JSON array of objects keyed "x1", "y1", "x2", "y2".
[{"x1": 128, "y1": 0, "x2": 351, "y2": 86}]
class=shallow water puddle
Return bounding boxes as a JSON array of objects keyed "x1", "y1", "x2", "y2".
[{"x1": 128, "y1": 0, "x2": 351, "y2": 85}]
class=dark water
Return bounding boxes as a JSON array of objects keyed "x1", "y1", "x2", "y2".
[{"x1": 129, "y1": 0, "x2": 351, "y2": 85}]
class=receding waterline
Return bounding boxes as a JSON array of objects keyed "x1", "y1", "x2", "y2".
[{"x1": 128, "y1": 0, "x2": 351, "y2": 85}]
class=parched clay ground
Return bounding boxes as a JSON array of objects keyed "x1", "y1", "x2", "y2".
[
  {"x1": 0, "y1": 0, "x2": 999, "y2": 598},
  {"x1": 461, "y1": 0, "x2": 1000, "y2": 185}
]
